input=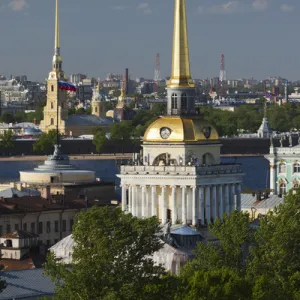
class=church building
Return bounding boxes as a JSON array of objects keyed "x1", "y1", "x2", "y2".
[
  {"x1": 39, "y1": 0, "x2": 112, "y2": 137},
  {"x1": 118, "y1": 0, "x2": 244, "y2": 226}
]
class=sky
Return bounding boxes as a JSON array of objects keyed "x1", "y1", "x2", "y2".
[{"x1": 0, "y1": 0, "x2": 299, "y2": 81}]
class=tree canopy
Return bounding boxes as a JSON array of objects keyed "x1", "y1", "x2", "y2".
[
  {"x1": 44, "y1": 206, "x2": 178, "y2": 300},
  {"x1": 93, "y1": 128, "x2": 107, "y2": 154},
  {"x1": 0, "y1": 130, "x2": 14, "y2": 155},
  {"x1": 33, "y1": 129, "x2": 60, "y2": 154}
]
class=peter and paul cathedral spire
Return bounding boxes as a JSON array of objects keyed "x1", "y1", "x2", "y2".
[
  {"x1": 52, "y1": 0, "x2": 65, "y2": 80},
  {"x1": 40, "y1": 0, "x2": 68, "y2": 134},
  {"x1": 167, "y1": 0, "x2": 195, "y2": 116}
]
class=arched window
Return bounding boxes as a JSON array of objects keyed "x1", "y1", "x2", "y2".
[
  {"x1": 95, "y1": 107, "x2": 98, "y2": 113},
  {"x1": 279, "y1": 183, "x2": 286, "y2": 195},
  {"x1": 171, "y1": 93, "x2": 177, "y2": 109},
  {"x1": 294, "y1": 163, "x2": 300, "y2": 173},
  {"x1": 51, "y1": 102, "x2": 54, "y2": 109},
  {"x1": 181, "y1": 93, "x2": 187, "y2": 110},
  {"x1": 279, "y1": 163, "x2": 286, "y2": 173},
  {"x1": 51, "y1": 85, "x2": 54, "y2": 92},
  {"x1": 294, "y1": 183, "x2": 299, "y2": 189},
  {"x1": 50, "y1": 118, "x2": 54, "y2": 125}
]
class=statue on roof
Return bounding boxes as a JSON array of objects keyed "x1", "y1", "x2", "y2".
[
  {"x1": 289, "y1": 134, "x2": 293, "y2": 147},
  {"x1": 280, "y1": 136, "x2": 283, "y2": 147}
]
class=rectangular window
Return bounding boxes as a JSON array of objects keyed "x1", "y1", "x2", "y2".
[
  {"x1": 55, "y1": 221, "x2": 59, "y2": 233},
  {"x1": 70, "y1": 219, "x2": 74, "y2": 231},
  {"x1": 38, "y1": 222, "x2": 43, "y2": 234},
  {"x1": 46, "y1": 221, "x2": 51, "y2": 233},
  {"x1": 46, "y1": 240, "x2": 51, "y2": 246},
  {"x1": 54, "y1": 239, "x2": 58, "y2": 244},
  {"x1": 31, "y1": 222, "x2": 35, "y2": 234},
  {"x1": 62, "y1": 220, "x2": 66, "y2": 232},
  {"x1": 23, "y1": 223, "x2": 27, "y2": 231},
  {"x1": 14, "y1": 224, "x2": 19, "y2": 231},
  {"x1": 0, "y1": 226, "x2": 2, "y2": 237},
  {"x1": 6, "y1": 224, "x2": 11, "y2": 234}
]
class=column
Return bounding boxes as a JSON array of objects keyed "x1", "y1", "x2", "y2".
[
  {"x1": 146, "y1": 186, "x2": 150, "y2": 217},
  {"x1": 121, "y1": 185, "x2": 127, "y2": 211},
  {"x1": 181, "y1": 186, "x2": 187, "y2": 224},
  {"x1": 212, "y1": 185, "x2": 217, "y2": 222},
  {"x1": 270, "y1": 164, "x2": 276, "y2": 194},
  {"x1": 128, "y1": 185, "x2": 132, "y2": 213},
  {"x1": 205, "y1": 186, "x2": 211, "y2": 224},
  {"x1": 141, "y1": 186, "x2": 146, "y2": 217},
  {"x1": 218, "y1": 185, "x2": 223, "y2": 219},
  {"x1": 236, "y1": 184, "x2": 242, "y2": 211},
  {"x1": 230, "y1": 184, "x2": 236, "y2": 212},
  {"x1": 151, "y1": 186, "x2": 156, "y2": 217},
  {"x1": 187, "y1": 187, "x2": 192, "y2": 224},
  {"x1": 192, "y1": 186, "x2": 197, "y2": 226},
  {"x1": 171, "y1": 186, "x2": 177, "y2": 225},
  {"x1": 199, "y1": 186, "x2": 205, "y2": 225},
  {"x1": 161, "y1": 186, "x2": 167, "y2": 224},
  {"x1": 131, "y1": 185, "x2": 136, "y2": 216},
  {"x1": 224, "y1": 184, "x2": 230, "y2": 215}
]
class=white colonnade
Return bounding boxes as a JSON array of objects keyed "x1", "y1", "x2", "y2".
[{"x1": 121, "y1": 183, "x2": 242, "y2": 225}]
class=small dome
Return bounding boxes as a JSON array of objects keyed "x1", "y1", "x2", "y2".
[
  {"x1": 143, "y1": 116, "x2": 219, "y2": 143},
  {"x1": 106, "y1": 110, "x2": 114, "y2": 118}
]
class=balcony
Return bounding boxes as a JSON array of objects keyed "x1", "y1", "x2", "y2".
[{"x1": 120, "y1": 164, "x2": 243, "y2": 177}]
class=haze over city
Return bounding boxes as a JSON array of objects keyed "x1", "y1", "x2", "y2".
[{"x1": 0, "y1": 0, "x2": 299, "y2": 81}]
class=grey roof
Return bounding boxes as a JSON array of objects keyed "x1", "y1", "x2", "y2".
[
  {"x1": 0, "y1": 269, "x2": 55, "y2": 300},
  {"x1": 0, "y1": 188, "x2": 40, "y2": 199},
  {"x1": 170, "y1": 224, "x2": 202, "y2": 236},
  {"x1": 241, "y1": 193, "x2": 283, "y2": 210},
  {"x1": 1, "y1": 230, "x2": 39, "y2": 239},
  {"x1": 66, "y1": 115, "x2": 113, "y2": 126}
]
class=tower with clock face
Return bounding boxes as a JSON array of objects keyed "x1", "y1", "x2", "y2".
[{"x1": 118, "y1": 0, "x2": 243, "y2": 227}]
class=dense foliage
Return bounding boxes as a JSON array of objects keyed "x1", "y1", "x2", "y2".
[
  {"x1": 0, "y1": 130, "x2": 14, "y2": 155},
  {"x1": 93, "y1": 128, "x2": 107, "y2": 153},
  {"x1": 44, "y1": 206, "x2": 179, "y2": 300},
  {"x1": 33, "y1": 129, "x2": 60, "y2": 154},
  {"x1": 45, "y1": 190, "x2": 300, "y2": 299}
]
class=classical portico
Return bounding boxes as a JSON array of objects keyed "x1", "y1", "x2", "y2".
[
  {"x1": 118, "y1": 0, "x2": 243, "y2": 226},
  {"x1": 120, "y1": 166, "x2": 242, "y2": 225}
]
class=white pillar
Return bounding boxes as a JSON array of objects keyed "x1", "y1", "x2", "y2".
[
  {"x1": 230, "y1": 184, "x2": 236, "y2": 212},
  {"x1": 205, "y1": 186, "x2": 211, "y2": 224},
  {"x1": 236, "y1": 184, "x2": 241, "y2": 211},
  {"x1": 192, "y1": 186, "x2": 197, "y2": 226},
  {"x1": 161, "y1": 186, "x2": 167, "y2": 224},
  {"x1": 121, "y1": 185, "x2": 127, "y2": 211},
  {"x1": 132, "y1": 185, "x2": 136, "y2": 216},
  {"x1": 199, "y1": 186, "x2": 205, "y2": 225},
  {"x1": 128, "y1": 185, "x2": 132, "y2": 213},
  {"x1": 146, "y1": 186, "x2": 150, "y2": 217},
  {"x1": 187, "y1": 187, "x2": 192, "y2": 224},
  {"x1": 141, "y1": 185, "x2": 146, "y2": 217},
  {"x1": 212, "y1": 185, "x2": 217, "y2": 222},
  {"x1": 225, "y1": 184, "x2": 230, "y2": 215},
  {"x1": 181, "y1": 186, "x2": 187, "y2": 225},
  {"x1": 218, "y1": 185, "x2": 223, "y2": 219},
  {"x1": 270, "y1": 164, "x2": 276, "y2": 194},
  {"x1": 151, "y1": 186, "x2": 156, "y2": 217},
  {"x1": 171, "y1": 186, "x2": 177, "y2": 224}
]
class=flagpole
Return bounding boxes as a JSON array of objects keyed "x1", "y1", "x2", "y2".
[{"x1": 57, "y1": 83, "x2": 59, "y2": 146}]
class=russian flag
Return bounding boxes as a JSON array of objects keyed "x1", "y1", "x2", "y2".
[{"x1": 58, "y1": 81, "x2": 77, "y2": 92}]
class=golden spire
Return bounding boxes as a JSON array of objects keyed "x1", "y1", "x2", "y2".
[
  {"x1": 116, "y1": 88, "x2": 125, "y2": 109},
  {"x1": 55, "y1": 0, "x2": 60, "y2": 53},
  {"x1": 52, "y1": 0, "x2": 64, "y2": 78},
  {"x1": 168, "y1": 0, "x2": 194, "y2": 89}
]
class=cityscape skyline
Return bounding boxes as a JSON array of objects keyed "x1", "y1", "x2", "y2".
[{"x1": 0, "y1": 0, "x2": 299, "y2": 81}]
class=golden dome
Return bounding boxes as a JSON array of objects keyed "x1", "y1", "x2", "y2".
[{"x1": 143, "y1": 116, "x2": 219, "y2": 143}]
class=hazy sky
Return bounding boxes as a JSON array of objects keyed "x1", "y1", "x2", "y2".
[{"x1": 0, "y1": 0, "x2": 299, "y2": 81}]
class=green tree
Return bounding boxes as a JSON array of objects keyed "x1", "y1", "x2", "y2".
[
  {"x1": 93, "y1": 128, "x2": 107, "y2": 154},
  {"x1": 33, "y1": 130, "x2": 60, "y2": 154},
  {"x1": 151, "y1": 103, "x2": 166, "y2": 116},
  {"x1": 248, "y1": 190, "x2": 300, "y2": 299},
  {"x1": 0, "y1": 130, "x2": 14, "y2": 155},
  {"x1": 179, "y1": 267, "x2": 252, "y2": 300},
  {"x1": 44, "y1": 206, "x2": 177, "y2": 300},
  {"x1": 1, "y1": 112, "x2": 15, "y2": 124}
]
